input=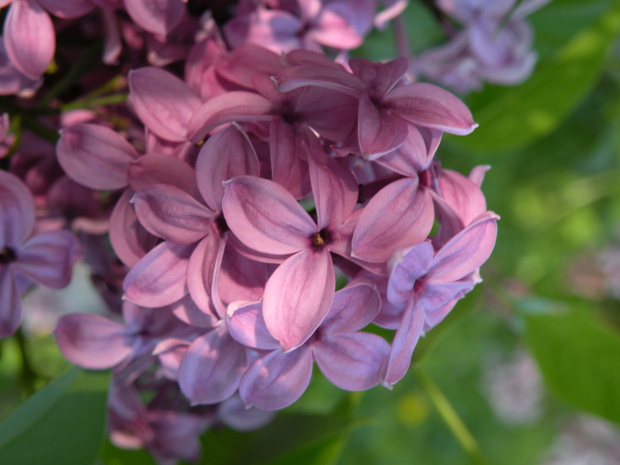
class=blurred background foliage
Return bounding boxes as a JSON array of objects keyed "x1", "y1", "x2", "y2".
[{"x1": 2, "y1": 0, "x2": 620, "y2": 464}]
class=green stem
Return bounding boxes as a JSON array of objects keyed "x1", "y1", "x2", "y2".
[
  {"x1": 15, "y1": 329, "x2": 37, "y2": 395},
  {"x1": 416, "y1": 368, "x2": 490, "y2": 465},
  {"x1": 60, "y1": 93, "x2": 127, "y2": 112}
]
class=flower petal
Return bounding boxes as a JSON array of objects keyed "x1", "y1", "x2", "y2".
[
  {"x1": 227, "y1": 302, "x2": 279, "y2": 350},
  {"x1": 321, "y1": 277, "x2": 381, "y2": 334},
  {"x1": 0, "y1": 170, "x2": 35, "y2": 247},
  {"x1": 383, "y1": 83, "x2": 477, "y2": 135},
  {"x1": 352, "y1": 178, "x2": 434, "y2": 263},
  {"x1": 357, "y1": 94, "x2": 408, "y2": 157},
  {"x1": 222, "y1": 176, "x2": 316, "y2": 256},
  {"x1": 314, "y1": 332, "x2": 390, "y2": 390},
  {"x1": 124, "y1": 0, "x2": 185, "y2": 36},
  {"x1": 178, "y1": 325, "x2": 247, "y2": 405},
  {"x1": 4, "y1": 0, "x2": 55, "y2": 79},
  {"x1": 54, "y1": 314, "x2": 133, "y2": 369},
  {"x1": 132, "y1": 184, "x2": 215, "y2": 244},
  {"x1": 263, "y1": 249, "x2": 334, "y2": 351},
  {"x1": 238, "y1": 347, "x2": 313, "y2": 410},
  {"x1": 123, "y1": 241, "x2": 193, "y2": 307},
  {"x1": 129, "y1": 67, "x2": 201, "y2": 142},
  {"x1": 187, "y1": 92, "x2": 274, "y2": 143},
  {"x1": 127, "y1": 154, "x2": 201, "y2": 200},
  {"x1": 56, "y1": 123, "x2": 140, "y2": 190},
  {"x1": 14, "y1": 230, "x2": 80, "y2": 289},
  {"x1": 386, "y1": 240, "x2": 434, "y2": 305},
  {"x1": 37, "y1": 0, "x2": 94, "y2": 18}
]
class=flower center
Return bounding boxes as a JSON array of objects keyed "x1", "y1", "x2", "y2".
[
  {"x1": 0, "y1": 247, "x2": 16, "y2": 265},
  {"x1": 310, "y1": 228, "x2": 331, "y2": 251}
]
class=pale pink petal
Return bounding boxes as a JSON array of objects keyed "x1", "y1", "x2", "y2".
[
  {"x1": 428, "y1": 211, "x2": 499, "y2": 282},
  {"x1": 109, "y1": 189, "x2": 158, "y2": 268},
  {"x1": 56, "y1": 123, "x2": 140, "y2": 190},
  {"x1": 153, "y1": 338, "x2": 190, "y2": 380},
  {"x1": 215, "y1": 43, "x2": 283, "y2": 90},
  {"x1": 223, "y1": 8, "x2": 301, "y2": 53},
  {"x1": 101, "y1": 8, "x2": 122, "y2": 65},
  {"x1": 314, "y1": 332, "x2": 390, "y2": 390},
  {"x1": 269, "y1": 117, "x2": 311, "y2": 200},
  {"x1": 14, "y1": 230, "x2": 80, "y2": 289},
  {"x1": 127, "y1": 154, "x2": 201, "y2": 200},
  {"x1": 358, "y1": 94, "x2": 408, "y2": 157},
  {"x1": 187, "y1": 91, "x2": 274, "y2": 143},
  {"x1": 383, "y1": 83, "x2": 477, "y2": 135},
  {"x1": 123, "y1": 241, "x2": 193, "y2": 307},
  {"x1": 227, "y1": 302, "x2": 280, "y2": 350},
  {"x1": 308, "y1": 147, "x2": 358, "y2": 230},
  {"x1": 263, "y1": 249, "x2": 334, "y2": 351},
  {"x1": 468, "y1": 165, "x2": 491, "y2": 188},
  {"x1": 4, "y1": 0, "x2": 55, "y2": 80},
  {"x1": 0, "y1": 170, "x2": 35, "y2": 247},
  {"x1": 222, "y1": 176, "x2": 316, "y2": 256},
  {"x1": 54, "y1": 314, "x2": 133, "y2": 369},
  {"x1": 321, "y1": 278, "x2": 381, "y2": 334},
  {"x1": 171, "y1": 294, "x2": 217, "y2": 328},
  {"x1": 178, "y1": 325, "x2": 247, "y2": 405},
  {"x1": 132, "y1": 184, "x2": 215, "y2": 244},
  {"x1": 195, "y1": 123, "x2": 260, "y2": 212},
  {"x1": 375, "y1": 124, "x2": 433, "y2": 174},
  {"x1": 0, "y1": 270, "x2": 21, "y2": 338},
  {"x1": 349, "y1": 57, "x2": 408, "y2": 97},
  {"x1": 420, "y1": 279, "x2": 475, "y2": 327},
  {"x1": 124, "y1": 0, "x2": 185, "y2": 36},
  {"x1": 352, "y1": 179, "x2": 434, "y2": 263},
  {"x1": 186, "y1": 229, "x2": 220, "y2": 316},
  {"x1": 129, "y1": 67, "x2": 201, "y2": 142},
  {"x1": 219, "y1": 243, "x2": 269, "y2": 304},
  {"x1": 294, "y1": 87, "x2": 358, "y2": 142},
  {"x1": 37, "y1": 0, "x2": 94, "y2": 18},
  {"x1": 379, "y1": 297, "x2": 425, "y2": 388},
  {"x1": 276, "y1": 64, "x2": 364, "y2": 96},
  {"x1": 437, "y1": 168, "x2": 487, "y2": 226},
  {"x1": 239, "y1": 347, "x2": 313, "y2": 410},
  {"x1": 308, "y1": 7, "x2": 363, "y2": 49}
]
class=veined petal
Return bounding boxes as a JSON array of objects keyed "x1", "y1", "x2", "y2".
[
  {"x1": 127, "y1": 154, "x2": 201, "y2": 200},
  {"x1": 352, "y1": 179, "x2": 434, "y2": 263},
  {"x1": 124, "y1": 0, "x2": 185, "y2": 36},
  {"x1": 379, "y1": 297, "x2": 425, "y2": 388},
  {"x1": 383, "y1": 83, "x2": 477, "y2": 135},
  {"x1": 227, "y1": 302, "x2": 280, "y2": 350},
  {"x1": 0, "y1": 270, "x2": 21, "y2": 338},
  {"x1": 37, "y1": 0, "x2": 94, "y2": 19},
  {"x1": 123, "y1": 241, "x2": 193, "y2": 307},
  {"x1": 386, "y1": 241, "x2": 434, "y2": 305},
  {"x1": 269, "y1": 117, "x2": 311, "y2": 200},
  {"x1": 263, "y1": 249, "x2": 335, "y2": 351},
  {"x1": 187, "y1": 92, "x2": 274, "y2": 143},
  {"x1": 375, "y1": 123, "x2": 433, "y2": 174},
  {"x1": 109, "y1": 189, "x2": 158, "y2": 268},
  {"x1": 358, "y1": 94, "x2": 408, "y2": 157},
  {"x1": 129, "y1": 67, "x2": 201, "y2": 142},
  {"x1": 437, "y1": 168, "x2": 487, "y2": 227},
  {"x1": 239, "y1": 347, "x2": 313, "y2": 410},
  {"x1": 420, "y1": 279, "x2": 475, "y2": 324},
  {"x1": 314, "y1": 332, "x2": 390, "y2": 390},
  {"x1": 178, "y1": 325, "x2": 247, "y2": 405},
  {"x1": 0, "y1": 170, "x2": 35, "y2": 247},
  {"x1": 222, "y1": 176, "x2": 316, "y2": 256},
  {"x1": 196, "y1": 123, "x2": 260, "y2": 212},
  {"x1": 349, "y1": 57, "x2": 408, "y2": 97},
  {"x1": 14, "y1": 230, "x2": 80, "y2": 289},
  {"x1": 276, "y1": 64, "x2": 364, "y2": 96},
  {"x1": 4, "y1": 0, "x2": 55, "y2": 79},
  {"x1": 132, "y1": 184, "x2": 215, "y2": 244},
  {"x1": 215, "y1": 44, "x2": 283, "y2": 90},
  {"x1": 321, "y1": 277, "x2": 381, "y2": 334},
  {"x1": 428, "y1": 211, "x2": 499, "y2": 283},
  {"x1": 219, "y1": 243, "x2": 269, "y2": 304},
  {"x1": 308, "y1": 147, "x2": 358, "y2": 230},
  {"x1": 54, "y1": 314, "x2": 133, "y2": 369},
  {"x1": 186, "y1": 230, "x2": 220, "y2": 316},
  {"x1": 57, "y1": 124, "x2": 140, "y2": 190}
]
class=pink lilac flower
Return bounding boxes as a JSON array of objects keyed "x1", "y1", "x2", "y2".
[{"x1": 0, "y1": 170, "x2": 80, "y2": 337}]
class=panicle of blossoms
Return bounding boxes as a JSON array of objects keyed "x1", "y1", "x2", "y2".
[{"x1": 412, "y1": 0, "x2": 551, "y2": 94}]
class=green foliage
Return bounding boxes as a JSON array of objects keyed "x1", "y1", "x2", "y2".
[
  {"x1": 0, "y1": 368, "x2": 110, "y2": 465},
  {"x1": 524, "y1": 310, "x2": 620, "y2": 426}
]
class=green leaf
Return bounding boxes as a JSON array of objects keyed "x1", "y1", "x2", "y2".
[
  {"x1": 524, "y1": 310, "x2": 620, "y2": 425},
  {"x1": 0, "y1": 367, "x2": 110, "y2": 465},
  {"x1": 455, "y1": 0, "x2": 620, "y2": 153},
  {"x1": 199, "y1": 395, "x2": 367, "y2": 465}
]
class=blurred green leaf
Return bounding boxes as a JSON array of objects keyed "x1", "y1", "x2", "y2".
[
  {"x1": 524, "y1": 310, "x2": 620, "y2": 425},
  {"x1": 198, "y1": 395, "x2": 367, "y2": 465},
  {"x1": 456, "y1": 0, "x2": 620, "y2": 153},
  {"x1": 0, "y1": 368, "x2": 109, "y2": 465}
]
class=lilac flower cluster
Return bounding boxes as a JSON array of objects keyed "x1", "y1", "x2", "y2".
[{"x1": 0, "y1": 1, "x2": 505, "y2": 463}]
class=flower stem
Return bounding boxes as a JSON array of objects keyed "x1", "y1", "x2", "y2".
[{"x1": 416, "y1": 367, "x2": 490, "y2": 465}]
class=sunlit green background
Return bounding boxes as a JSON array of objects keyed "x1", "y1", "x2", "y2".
[{"x1": 2, "y1": 0, "x2": 620, "y2": 464}]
